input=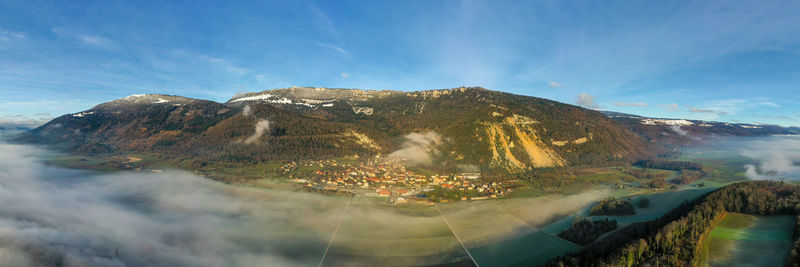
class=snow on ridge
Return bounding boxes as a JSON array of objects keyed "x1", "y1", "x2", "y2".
[
  {"x1": 152, "y1": 98, "x2": 169, "y2": 104},
  {"x1": 124, "y1": 94, "x2": 146, "y2": 99},
  {"x1": 231, "y1": 93, "x2": 340, "y2": 108},
  {"x1": 640, "y1": 118, "x2": 694, "y2": 126},
  {"x1": 72, "y1": 111, "x2": 95, "y2": 118},
  {"x1": 230, "y1": 94, "x2": 275, "y2": 103}
]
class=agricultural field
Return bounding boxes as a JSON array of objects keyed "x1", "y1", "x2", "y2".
[
  {"x1": 677, "y1": 148, "x2": 756, "y2": 183},
  {"x1": 595, "y1": 187, "x2": 718, "y2": 224},
  {"x1": 542, "y1": 186, "x2": 719, "y2": 235},
  {"x1": 321, "y1": 204, "x2": 472, "y2": 266},
  {"x1": 437, "y1": 192, "x2": 603, "y2": 266},
  {"x1": 469, "y1": 231, "x2": 581, "y2": 267},
  {"x1": 700, "y1": 212, "x2": 795, "y2": 266}
]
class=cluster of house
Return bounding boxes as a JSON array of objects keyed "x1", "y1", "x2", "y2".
[
  {"x1": 283, "y1": 158, "x2": 426, "y2": 189},
  {"x1": 280, "y1": 158, "x2": 512, "y2": 203},
  {"x1": 430, "y1": 174, "x2": 511, "y2": 200}
]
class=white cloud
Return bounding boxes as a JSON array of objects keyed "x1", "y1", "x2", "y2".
[
  {"x1": 0, "y1": 115, "x2": 51, "y2": 128},
  {"x1": 242, "y1": 105, "x2": 252, "y2": 117},
  {"x1": 575, "y1": 93, "x2": 601, "y2": 109},
  {"x1": 340, "y1": 72, "x2": 349, "y2": 78},
  {"x1": 0, "y1": 143, "x2": 346, "y2": 266},
  {"x1": 388, "y1": 132, "x2": 443, "y2": 166},
  {"x1": 737, "y1": 136, "x2": 800, "y2": 180},
  {"x1": 613, "y1": 102, "x2": 647, "y2": 107},
  {"x1": 547, "y1": 81, "x2": 563, "y2": 88},
  {"x1": 243, "y1": 119, "x2": 270, "y2": 144}
]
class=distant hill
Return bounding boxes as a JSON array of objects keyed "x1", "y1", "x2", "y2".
[
  {"x1": 602, "y1": 111, "x2": 800, "y2": 146},
  {"x1": 18, "y1": 87, "x2": 661, "y2": 174}
]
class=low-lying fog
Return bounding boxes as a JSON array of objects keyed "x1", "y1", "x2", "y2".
[
  {"x1": 0, "y1": 142, "x2": 603, "y2": 267},
  {"x1": 740, "y1": 135, "x2": 800, "y2": 180},
  {"x1": 0, "y1": 143, "x2": 352, "y2": 266},
  {"x1": 690, "y1": 135, "x2": 800, "y2": 180}
]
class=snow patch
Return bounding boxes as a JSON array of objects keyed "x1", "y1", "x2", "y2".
[
  {"x1": 124, "y1": 94, "x2": 146, "y2": 99},
  {"x1": 72, "y1": 111, "x2": 95, "y2": 118},
  {"x1": 640, "y1": 118, "x2": 694, "y2": 126},
  {"x1": 230, "y1": 94, "x2": 275, "y2": 103}
]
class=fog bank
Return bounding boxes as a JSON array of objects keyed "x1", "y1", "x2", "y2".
[
  {"x1": 0, "y1": 142, "x2": 613, "y2": 266},
  {"x1": 739, "y1": 135, "x2": 800, "y2": 180},
  {"x1": 0, "y1": 143, "x2": 345, "y2": 266}
]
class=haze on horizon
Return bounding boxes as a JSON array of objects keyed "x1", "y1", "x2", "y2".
[{"x1": 1, "y1": 0, "x2": 800, "y2": 128}]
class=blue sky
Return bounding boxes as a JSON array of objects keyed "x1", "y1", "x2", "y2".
[{"x1": 1, "y1": 0, "x2": 800, "y2": 127}]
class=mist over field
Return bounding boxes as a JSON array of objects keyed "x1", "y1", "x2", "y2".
[
  {"x1": 740, "y1": 135, "x2": 800, "y2": 180},
  {"x1": 0, "y1": 142, "x2": 606, "y2": 266},
  {"x1": 698, "y1": 135, "x2": 800, "y2": 180},
  {"x1": 0, "y1": 142, "x2": 347, "y2": 266}
]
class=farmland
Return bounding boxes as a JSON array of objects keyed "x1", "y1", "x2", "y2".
[{"x1": 700, "y1": 213, "x2": 795, "y2": 266}]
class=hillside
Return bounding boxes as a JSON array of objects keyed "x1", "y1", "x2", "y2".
[{"x1": 18, "y1": 87, "x2": 657, "y2": 174}]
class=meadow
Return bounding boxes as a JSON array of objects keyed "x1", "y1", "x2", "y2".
[{"x1": 700, "y1": 212, "x2": 795, "y2": 266}]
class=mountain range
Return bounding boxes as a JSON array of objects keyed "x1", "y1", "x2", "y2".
[{"x1": 15, "y1": 87, "x2": 799, "y2": 174}]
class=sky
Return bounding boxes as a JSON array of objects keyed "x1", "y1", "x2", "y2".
[{"x1": 1, "y1": 0, "x2": 800, "y2": 127}]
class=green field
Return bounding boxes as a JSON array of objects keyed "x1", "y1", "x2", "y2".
[
  {"x1": 596, "y1": 187, "x2": 717, "y2": 224},
  {"x1": 322, "y1": 204, "x2": 472, "y2": 266},
  {"x1": 437, "y1": 194, "x2": 596, "y2": 266},
  {"x1": 700, "y1": 213, "x2": 795, "y2": 266},
  {"x1": 469, "y1": 231, "x2": 581, "y2": 267}
]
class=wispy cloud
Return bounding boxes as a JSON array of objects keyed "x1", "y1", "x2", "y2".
[
  {"x1": 697, "y1": 98, "x2": 781, "y2": 116},
  {"x1": 659, "y1": 103, "x2": 680, "y2": 111},
  {"x1": 316, "y1": 43, "x2": 349, "y2": 56},
  {"x1": 52, "y1": 27, "x2": 115, "y2": 49},
  {"x1": 687, "y1": 105, "x2": 716, "y2": 113},
  {"x1": 168, "y1": 50, "x2": 250, "y2": 76},
  {"x1": 0, "y1": 29, "x2": 25, "y2": 42},
  {"x1": 548, "y1": 81, "x2": 563, "y2": 88},
  {"x1": 77, "y1": 34, "x2": 114, "y2": 48},
  {"x1": 614, "y1": 102, "x2": 646, "y2": 107},
  {"x1": 306, "y1": 3, "x2": 338, "y2": 35}
]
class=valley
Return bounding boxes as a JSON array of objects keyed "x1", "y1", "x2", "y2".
[{"x1": 6, "y1": 88, "x2": 800, "y2": 266}]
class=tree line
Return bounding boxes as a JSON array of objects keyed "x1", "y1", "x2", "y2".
[{"x1": 548, "y1": 181, "x2": 800, "y2": 266}]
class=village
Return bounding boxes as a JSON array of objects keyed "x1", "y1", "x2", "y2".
[{"x1": 279, "y1": 156, "x2": 512, "y2": 204}]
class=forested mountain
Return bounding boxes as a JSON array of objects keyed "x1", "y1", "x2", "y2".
[{"x1": 19, "y1": 87, "x2": 658, "y2": 173}]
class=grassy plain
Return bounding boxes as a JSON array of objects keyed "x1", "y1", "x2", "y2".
[{"x1": 700, "y1": 213, "x2": 795, "y2": 267}]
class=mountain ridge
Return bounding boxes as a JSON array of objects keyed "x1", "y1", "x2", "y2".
[{"x1": 19, "y1": 86, "x2": 792, "y2": 175}]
